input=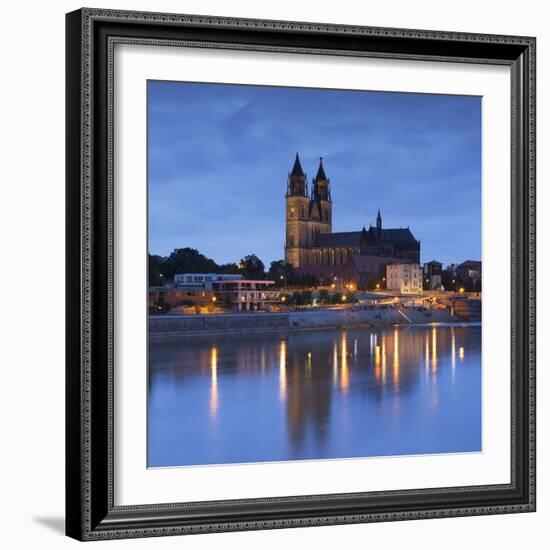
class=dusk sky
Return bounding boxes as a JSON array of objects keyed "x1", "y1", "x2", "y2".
[{"x1": 148, "y1": 80, "x2": 481, "y2": 268}]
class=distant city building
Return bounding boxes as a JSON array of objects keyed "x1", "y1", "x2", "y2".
[
  {"x1": 386, "y1": 263, "x2": 422, "y2": 294},
  {"x1": 293, "y1": 253, "x2": 402, "y2": 291},
  {"x1": 174, "y1": 273, "x2": 243, "y2": 288},
  {"x1": 342, "y1": 254, "x2": 403, "y2": 290},
  {"x1": 284, "y1": 153, "x2": 420, "y2": 272},
  {"x1": 456, "y1": 260, "x2": 482, "y2": 283},
  {"x1": 154, "y1": 273, "x2": 277, "y2": 313},
  {"x1": 211, "y1": 278, "x2": 276, "y2": 312},
  {"x1": 423, "y1": 260, "x2": 443, "y2": 290}
]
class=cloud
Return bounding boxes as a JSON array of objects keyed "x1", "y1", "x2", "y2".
[{"x1": 148, "y1": 81, "x2": 481, "y2": 266}]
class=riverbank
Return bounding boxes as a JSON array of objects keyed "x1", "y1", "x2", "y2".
[{"x1": 149, "y1": 307, "x2": 458, "y2": 338}]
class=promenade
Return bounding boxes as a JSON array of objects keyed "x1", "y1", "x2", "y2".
[{"x1": 149, "y1": 306, "x2": 458, "y2": 338}]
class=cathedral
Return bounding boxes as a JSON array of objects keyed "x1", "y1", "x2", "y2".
[{"x1": 284, "y1": 153, "x2": 420, "y2": 280}]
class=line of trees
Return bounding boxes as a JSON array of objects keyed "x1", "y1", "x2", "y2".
[
  {"x1": 279, "y1": 289, "x2": 358, "y2": 306},
  {"x1": 149, "y1": 248, "x2": 319, "y2": 288},
  {"x1": 441, "y1": 270, "x2": 482, "y2": 292}
]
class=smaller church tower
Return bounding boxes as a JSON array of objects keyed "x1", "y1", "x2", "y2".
[
  {"x1": 376, "y1": 209, "x2": 382, "y2": 237},
  {"x1": 285, "y1": 153, "x2": 311, "y2": 268}
]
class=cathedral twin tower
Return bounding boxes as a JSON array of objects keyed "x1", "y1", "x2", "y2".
[
  {"x1": 284, "y1": 153, "x2": 421, "y2": 271},
  {"x1": 285, "y1": 153, "x2": 332, "y2": 268}
]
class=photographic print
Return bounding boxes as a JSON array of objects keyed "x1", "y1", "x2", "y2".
[{"x1": 146, "y1": 80, "x2": 482, "y2": 469}]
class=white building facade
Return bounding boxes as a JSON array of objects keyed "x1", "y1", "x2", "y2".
[
  {"x1": 174, "y1": 273, "x2": 243, "y2": 289},
  {"x1": 386, "y1": 263, "x2": 422, "y2": 294},
  {"x1": 172, "y1": 273, "x2": 277, "y2": 311}
]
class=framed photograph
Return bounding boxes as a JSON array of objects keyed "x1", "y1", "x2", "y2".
[{"x1": 66, "y1": 8, "x2": 536, "y2": 541}]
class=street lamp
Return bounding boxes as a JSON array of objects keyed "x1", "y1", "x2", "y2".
[
  {"x1": 159, "y1": 273, "x2": 164, "y2": 286},
  {"x1": 280, "y1": 274, "x2": 287, "y2": 293}
]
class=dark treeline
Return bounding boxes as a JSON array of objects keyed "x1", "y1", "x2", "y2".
[
  {"x1": 149, "y1": 248, "x2": 319, "y2": 288},
  {"x1": 441, "y1": 269, "x2": 482, "y2": 292},
  {"x1": 278, "y1": 289, "x2": 358, "y2": 306}
]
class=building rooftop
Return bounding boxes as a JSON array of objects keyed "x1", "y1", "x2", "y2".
[
  {"x1": 350, "y1": 254, "x2": 408, "y2": 273},
  {"x1": 312, "y1": 227, "x2": 418, "y2": 247},
  {"x1": 457, "y1": 260, "x2": 482, "y2": 269}
]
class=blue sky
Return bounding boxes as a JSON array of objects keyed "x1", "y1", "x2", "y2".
[{"x1": 148, "y1": 80, "x2": 481, "y2": 267}]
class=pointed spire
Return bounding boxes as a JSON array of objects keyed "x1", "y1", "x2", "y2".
[
  {"x1": 376, "y1": 209, "x2": 382, "y2": 233},
  {"x1": 314, "y1": 156, "x2": 327, "y2": 182},
  {"x1": 290, "y1": 152, "x2": 305, "y2": 178}
]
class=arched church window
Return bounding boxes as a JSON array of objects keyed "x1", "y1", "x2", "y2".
[{"x1": 301, "y1": 205, "x2": 305, "y2": 218}]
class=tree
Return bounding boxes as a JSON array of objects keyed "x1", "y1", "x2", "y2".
[
  {"x1": 218, "y1": 262, "x2": 240, "y2": 274},
  {"x1": 239, "y1": 254, "x2": 265, "y2": 280},
  {"x1": 318, "y1": 289, "x2": 331, "y2": 305},
  {"x1": 267, "y1": 260, "x2": 294, "y2": 286},
  {"x1": 162, "y1": 247, "x2": 219, "y2": 279},
  {"x1": 301, "y1": 290, "x2": 313, "y2": 305},
  {"x1": 278, "y1": 293, "x2": 290, "y2": 305},
  {"x1": 441, "y1": 269, "x2": 457, "y2": 292},
  {"x1": 150, "y1": 291, "x2": 169, "y2": 314},
  {"x1": 148, "y1": 254, "x2": 164, "y2": 286}
]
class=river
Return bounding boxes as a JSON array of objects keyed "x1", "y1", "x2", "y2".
[{"x1": 148, "y1": 323, "x2": 481, "y2": 467}]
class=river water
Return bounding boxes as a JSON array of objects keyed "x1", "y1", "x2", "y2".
[{"x1": 148, "y1": 324, "x2": 481, "y2": 467}]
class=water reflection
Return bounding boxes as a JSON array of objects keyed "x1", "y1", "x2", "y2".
[
  {"x1": 431, "y1": 326, "x2": 437, "y2": 372},
  {"x1": 279, "y1": 339, "x2": 287, "y2": 403},
  {"x1": 340, "y1": 332, "x2": 349, "y2": 395},
  {"x1": 209, "y1": 346, "x2": 218, "y2": 419},
  {"x1": 148, "y1": 324, "x2": 482, "y2": 467},
  {"x1": 393, "y1": 329, "x2": 400, "y2": 388}
]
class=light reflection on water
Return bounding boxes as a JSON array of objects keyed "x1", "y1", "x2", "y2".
[{"x1": 148, "y1": 324, "x2": 481, "y2": 467}]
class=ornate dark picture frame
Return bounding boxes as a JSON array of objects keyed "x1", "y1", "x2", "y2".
[{"x1": 66, "y1": 8, "x2": 536, "y2": 541}]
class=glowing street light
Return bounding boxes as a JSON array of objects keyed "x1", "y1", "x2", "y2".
[
  {"x1": 342, "y1": 295, "x2": 347, "y2": 301},
  {"x1": 280, "y1": 274, "x2": 287, "y2": 292}
]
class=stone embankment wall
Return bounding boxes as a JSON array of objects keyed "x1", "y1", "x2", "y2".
[{"x1": 149, "y1": 307, "x2": 457, "y2": 337}]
